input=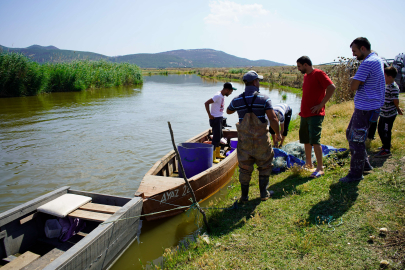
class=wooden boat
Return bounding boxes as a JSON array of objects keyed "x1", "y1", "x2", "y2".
[
  {"x1": 135, "y1": 129, "x2": 238, "y2": 221},
  {"x1": 0, "y1": 186, "x2": 142, "y2": 270}
]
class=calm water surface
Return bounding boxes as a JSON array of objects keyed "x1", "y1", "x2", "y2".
[{"x1": 0, "y1": 74, "x2": 301, "y2": 268}]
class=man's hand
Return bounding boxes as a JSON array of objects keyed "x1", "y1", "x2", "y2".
[
  {"x1": 398, "y1": 107, "x2": 404, "y2": 115},
  {"x1": 275, "y1": 133, "x2": 282, "y2": 143},
  {"x1": 311, "y1": 104, "x2": 323, "y2": 114},
  {"x1": 209, "y1": 114, "x2": 214, "y2": 120}
]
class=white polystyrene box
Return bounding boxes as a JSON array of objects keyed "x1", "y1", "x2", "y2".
[
  {"x1": 45, "y1": 219, "x2": 62, "y2": 238},
  {"x1": 37, "y1": 194, "x2": 92, "y2": 218}
]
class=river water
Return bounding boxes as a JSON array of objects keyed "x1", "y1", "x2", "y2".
[{"x1": 0, "y1": 74, "x2": 301, "y2": 268}]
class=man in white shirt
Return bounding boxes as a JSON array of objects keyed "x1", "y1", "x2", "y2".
[
  {"x1": 205, "y1": 82, "x2": 236, "y2": 163},
  {"x1": 266, "y1": 103, "x2": 292, "y2": 148}
]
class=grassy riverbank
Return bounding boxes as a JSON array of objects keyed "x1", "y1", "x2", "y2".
[
  {"x1": 0, "y1": 52, "x2": 143, "y2": 97},
  {"x1": 163, "y1": 99, "x2": 405, "y2": 269}
]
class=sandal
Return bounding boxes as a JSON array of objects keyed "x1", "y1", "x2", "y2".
[{"x1": 310, "y1": 171, "x2": 324, "y2": 178}]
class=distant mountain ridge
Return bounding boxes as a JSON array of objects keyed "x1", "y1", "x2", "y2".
[{"x1": 0, "y1": 45, "x2": 285, "y2": 68}]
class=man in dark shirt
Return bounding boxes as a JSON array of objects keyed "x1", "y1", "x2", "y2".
[{"x1": 227, "y1": 70, "x2": 281, "y2": 202}]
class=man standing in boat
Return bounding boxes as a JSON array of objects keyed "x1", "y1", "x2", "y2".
[
  {"x1": 227, "y1": 71, "x2": 281, "y2": 202},
  {"x1": 205, "y1": 82, "x2": 236, "y2": 163}
]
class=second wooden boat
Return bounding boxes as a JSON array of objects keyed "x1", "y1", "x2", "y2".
[
  {"x1": 0, "y1": 187, "x2": 142, "y2": 270},
  {"x1": 135, "y1": 129, "x2": 238, "y2": 221}
]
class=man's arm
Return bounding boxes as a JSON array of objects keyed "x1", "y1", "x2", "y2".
[
  {"x1": 279, "y1": 122, "x2": 285, "y2": 146},
  {"x1": 349, "y1": 62, "x2": 368, "y2": 91},
  {"x1": 266, "y1": 109, "x2": 281, "y2": 142},
  {"x1": 310, "y1": 84, "x2": 336, "y2": 114},
  {"x1": 393, "y1": 99, "x2": 404, "y2": 115},
  {"x1": 205, "y1": 99, "x2": 214, "y2": 119},
  {"x1": 349, "y1": 78, "x2": 364, "y2": 91},
  {"x1": 227, "y1": 108, "x2": 235, "y2": 115}
]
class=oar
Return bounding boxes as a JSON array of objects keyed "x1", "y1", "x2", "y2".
[{"x1": 168, "y1": 122, "x2": 210, "y2": 232}]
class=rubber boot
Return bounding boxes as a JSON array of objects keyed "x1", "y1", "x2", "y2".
[
  {"x1": 239, "y1": 184, "x2": 249, "y2": 203},
  {"x1": 216, "y1": 146, "x2": 225, "y2": 159},
  {"x1": 259, "y1": 175, "x2": 270, "y2": 201},
  {"x1": 213, "y1": 149, "x2": 219, "y2": 164}
]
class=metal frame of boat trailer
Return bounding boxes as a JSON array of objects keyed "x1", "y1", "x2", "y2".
[
  {"x1": 136, "y1": 129, "x2": 238, "y2": 221},
  {"x1": 0, "y1": 186, "x2": 142, "y2": 270}
]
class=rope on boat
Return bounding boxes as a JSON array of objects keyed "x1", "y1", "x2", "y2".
[
  {"x1": 100, "y1": 199, "x2": 238, "y2": 225},
  {"x1": 100, "y1": 204, "x2": 191, "y2": 225},
  {"x1": 147, "y1": 197, "x2": 238, "y2": 210}
]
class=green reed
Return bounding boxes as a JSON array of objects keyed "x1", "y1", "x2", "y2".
[
  {"x1": 228, "y1": 68, "x2": 248, "y2": 74},
  {"x1": 0, "y1": 52, "x2": 143, "y2": 97}
]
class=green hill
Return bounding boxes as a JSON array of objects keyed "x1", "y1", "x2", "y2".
[
  {"x1": 0, "y1": 45, "x2": 108, "y2": 63},
  {"x1": 0, "y1": 45, "x2": 285, "y2": 68}
]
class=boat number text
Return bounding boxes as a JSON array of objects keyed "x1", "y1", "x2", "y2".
[{"x1": 160, "y1": 185, "x2": 190, "y2": 204}]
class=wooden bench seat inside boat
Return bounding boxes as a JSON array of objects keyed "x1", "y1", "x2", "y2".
[
  {"x1": 2, "y1": 251, "x2": 40, "y2": 270},
  {"x1": 136, "y1": 175, "x2": 185, "y2": 198},
  {"x1": 67, "y1": 203, "x2": 121, "y2": 222}
]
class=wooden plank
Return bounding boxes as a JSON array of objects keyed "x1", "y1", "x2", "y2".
[
  {"x1": 2, "y1": 251, "x2": 40, "y2": 270},
  {"x1": 68, "y1": 209, "x2": 112, "y2": 222},
  {"x1": 168, "y1": 159, "x2": 174, "y2": 175},
  {"x1": 76, "y1": 231, "x2": 88, "y2": 237},
  {"x1": 0, "y1": 230, "x2": 6, "y2": 239},
  {"x1": 134, "y1": 191, "x2": 144, "y2": 198},
  {"x1": 21, "y1": 248, "x2": 65, "y2": 270},
  {"x1": 78, "y1": 203, "x2": 120, "y2": 214},
  {"x1": 19, "y1": 213, "x2": 37, "y2": 225},
  {"x1": 137, "y1": 175, "x2": 185, "y2": 197}
]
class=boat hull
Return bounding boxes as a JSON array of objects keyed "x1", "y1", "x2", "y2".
[
  {"x1": 136, "y1": 129, "x2": 238, "y2": 221},
  {"x1": 0, "y1": 187, "x2": 142, "y2": 270}
]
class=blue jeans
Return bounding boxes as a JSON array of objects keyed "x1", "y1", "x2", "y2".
[{"x1": 346, "y1": 108, "x2": 379, "y2": 178}]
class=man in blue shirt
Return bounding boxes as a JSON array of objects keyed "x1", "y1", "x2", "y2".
[
  {"x1": 227, "y1": 70, "x2": 281, "y2": 201},
  {"x1": 340, "y1": 37, "x2": 385, "y2": 183}
]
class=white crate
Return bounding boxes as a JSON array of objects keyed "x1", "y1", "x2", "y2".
[{"x1": 45, "y1": 219, "x2": 62, "y2": 238}]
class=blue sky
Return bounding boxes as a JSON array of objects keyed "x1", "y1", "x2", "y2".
[{"x1": 1, "y1": 0, "x2": 404, "y2": 65}]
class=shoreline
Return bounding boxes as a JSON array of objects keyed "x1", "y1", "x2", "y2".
[{"x1": 162, "y1": 97, "x2": 405, "y2": 269}]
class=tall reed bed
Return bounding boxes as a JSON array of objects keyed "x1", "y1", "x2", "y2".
[{"x1": 0, "y1": 52, "x2": 143, "y2": 97}]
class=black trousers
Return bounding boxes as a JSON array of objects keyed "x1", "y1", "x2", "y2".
[
  {"x1": 209, "y1": 117, "x2": 223, "y2": 148},
  {"x1": 368, "y1": 120, "x2": 378, "y2": 140},
  {"x1": 377, "y1": 115, "x2": 397, "y2": 150},
  {"x1": 269, "y1": 109, "x2": 292, "y2": 136}
]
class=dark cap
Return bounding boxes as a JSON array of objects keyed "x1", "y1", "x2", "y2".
[
  {"x1": 242, "y1": 70, "x2": 263, "y2": 82},
  {"x1": 223, "y1": 82, "x2": 237, "y2": 90}
]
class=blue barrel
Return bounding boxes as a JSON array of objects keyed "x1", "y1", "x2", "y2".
[{"x1": 178, "y1": 143, "x2": 213, "y2": 178}]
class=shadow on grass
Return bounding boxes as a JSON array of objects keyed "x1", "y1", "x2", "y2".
[
  {"x1": 307, "y1": 181, "x2": 359, "y2": 224},
  {"x1": 268, "y1": 174, "x2": 312, "y2": 199},
  {"x1": 368, "y1": 154, "x2": 391, "y2": 170},
  {"x1": 206, "y1": 198, "x2": 261, "y2": 237}
]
